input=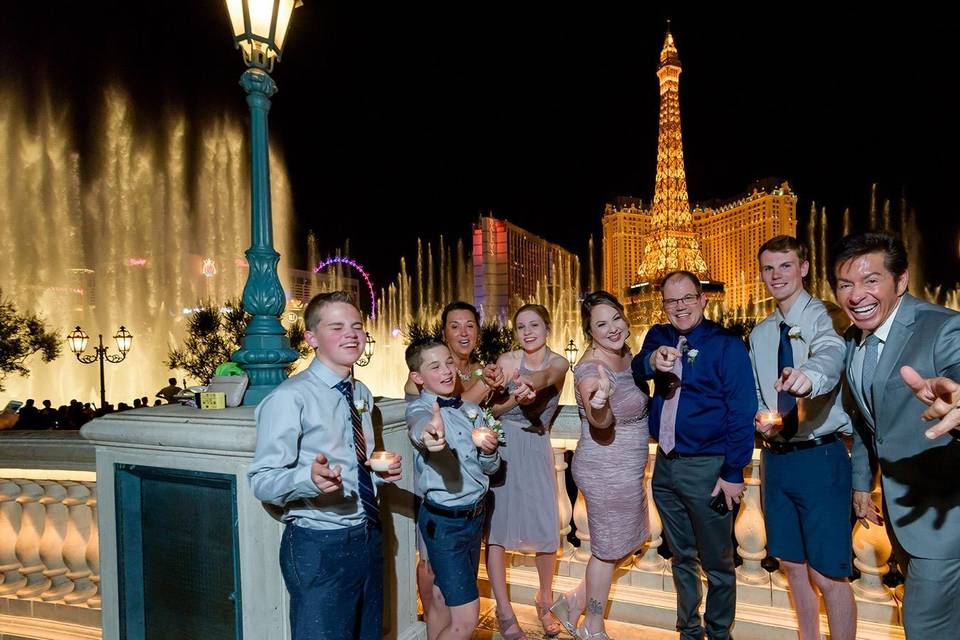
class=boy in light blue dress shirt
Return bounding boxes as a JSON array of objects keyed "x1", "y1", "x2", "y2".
[
  {"x1": 248, "y1": 291, "x2": 402, "y2": 640},
  {"x1": 406, "y1": 338, "x2": 500, "y2": 639},
  {"x1": 750, "y1": 236, "x2": 855, "y2": 640}
]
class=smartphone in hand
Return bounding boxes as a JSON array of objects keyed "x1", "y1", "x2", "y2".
[{"x1": 708, "y1": 492, "x2": 731, "y2": 516}]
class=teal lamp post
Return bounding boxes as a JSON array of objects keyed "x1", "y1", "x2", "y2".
[{"x1": 225, "y1": 0, "x2": 301, "y2": 404}]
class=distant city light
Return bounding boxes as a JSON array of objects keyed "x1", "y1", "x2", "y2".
[{"x1": 202, "y1": 258, "x2": 217, "y2": 278}]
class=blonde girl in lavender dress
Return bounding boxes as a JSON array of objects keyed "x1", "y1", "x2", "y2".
[
  {"x1": 485, "y1": 304, "x2": 570, "y2": 639},
  {"x1": 550, "y1": 292, "x2": 650, "y2": 640}
]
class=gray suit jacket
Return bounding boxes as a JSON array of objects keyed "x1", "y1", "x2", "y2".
[{"x1": 844, "y1": 293, "x2": 960, "y2": 559}]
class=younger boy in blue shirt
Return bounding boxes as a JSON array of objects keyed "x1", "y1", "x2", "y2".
[{"x1": 406, "y1": 338, "x2": 500, "y2": 639}]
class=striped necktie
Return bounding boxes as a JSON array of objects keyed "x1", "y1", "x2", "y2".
[{"x1": 335, "y1": 380, "x2": 380, "y2": 525}]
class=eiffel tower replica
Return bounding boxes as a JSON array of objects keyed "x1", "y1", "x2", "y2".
[{"x1": 627, "y1": 27, "x2": 724, "y2": 325}]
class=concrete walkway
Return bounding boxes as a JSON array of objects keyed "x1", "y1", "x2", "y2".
[{"x1": 473, "y1": 598, "x2": 678, "y2": 639}]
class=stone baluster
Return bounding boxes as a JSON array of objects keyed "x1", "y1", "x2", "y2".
[
  {"x1": 554, "y1": 448, "x2": 574, "y2": 555},
  {"x1": 635, "y1": 451, "x2": 666, "y2": 572},
  {"x1": 14, "y1": 479, "x2": 52, "y2": 598},
  {"x1": 84, "y1": 482, "x2": 101, "y2": 609},
  {"x1": 572, "y1": 489, "x2": 591, "y2": 562},
  {"x1": 734, "y1": 460, "x2": 769, "y2": 585},
  {"x1": 852, "y1": 485, "x2": 893, "y2": 602},
  {"x1": 0, "y1": 479, "x2": 27, "y2": 595},
  {"x1": 63, "y1": 482, "x2": 98, "y2": 605},
  {"x1": 38, "y1": 480, "x2": 75, "y2": 601}
]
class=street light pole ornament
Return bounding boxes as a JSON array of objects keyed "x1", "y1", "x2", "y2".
[
  {"x1": 565, "y1": 339, "x2": 579, "y2": 371},
  {"x1": 67, "y1": 325, "x2": 133, "y2": 409},
  {"x1": 225, "y1": 0, "x2": 300, "y2": 72},
  {"x1": 225, "y1": 0, "x2": 301, "y2": 404},
  {"x1": 356, "y1": 332, "x2": 376, "y2": 367}
]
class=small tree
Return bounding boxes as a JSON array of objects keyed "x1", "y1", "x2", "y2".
[
  {"x1": 167, "y1": 300, "x2": 310, "y2": 384},
  {"x1": 0, "y1": 289, "x2": 62, "y2": 392},
  {"x1": 476, "y1": 323, "x2": 515, "y2": 365},
  {"x1": 723, "y1": 317, "x2": 758, "y2": 347}
]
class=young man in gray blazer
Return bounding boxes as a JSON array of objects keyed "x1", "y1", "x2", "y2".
[{"x1": 832, "y1": 231, "x2": 960, "y2": 638}]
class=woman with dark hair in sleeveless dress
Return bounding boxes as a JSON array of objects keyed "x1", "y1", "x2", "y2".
[
  {"x1": 550, "y1": 291, "x2": 651, "y2": 639},
  {"x1": 485, "y1": 304, "x2": 570, "y2": 639}
]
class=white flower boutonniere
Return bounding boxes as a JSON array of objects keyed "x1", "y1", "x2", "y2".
[
  {"x1": 788, "y1": 326, "x2": 805, "y2": 342},
  {"x1": 686, "y1": 348, "x2": 700, "y2": 365},
  {"x1": 466, "y1": 406, "x2": 506, "y2": 443},
  {"x1": 353, "y1": 398, "x2": 368, "y2": 414}
]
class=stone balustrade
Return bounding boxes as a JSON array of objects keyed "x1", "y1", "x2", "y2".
[
  {"x1": 488, "y1": 404, "x2": 905, "y2": 640},
  {"x1": 0, "y1": 403, "x2": 906, "y2": 640},
  {"x1": 0, "y1": 431, "x2": 101, "y2": 640}
]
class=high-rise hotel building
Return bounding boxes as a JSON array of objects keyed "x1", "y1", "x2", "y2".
[{"x1": 473, "y1": 215, "x2": 579, "y2": 323}]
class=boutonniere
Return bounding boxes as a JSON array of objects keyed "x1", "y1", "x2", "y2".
[
  {"x1": 680, "y1": 341, "x2": 699, "y2": 365},
  {"x1": 788, "y1": 326, "x2": 805, "y2": 342},
  {"x1": 465, "y1": 406, "x2": 506, "y2": 443},
  {"x1": 353, "y1": 398, "x2": 368, "y2": 414}
]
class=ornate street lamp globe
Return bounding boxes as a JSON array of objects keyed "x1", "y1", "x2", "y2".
[
  {"x1": 67, "y1": 326, "x2": 89, "y2": 355},
  {"x1": 114, "y1": 326, "x2": 134, "y2": 355},
  {"x1": 364, "y1": 331, "x2": 376, "y2": 360},
  {"x1": 564, "y1": 339, "x2": 579, "y2": 370},
  {"x1": 226, "y1": 0, "x2": 300, "y2": 70}
]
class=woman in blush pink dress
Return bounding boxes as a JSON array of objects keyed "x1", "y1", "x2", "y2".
[{"x1": 550, "y1": 291, "x2": 650, "y2": 639}]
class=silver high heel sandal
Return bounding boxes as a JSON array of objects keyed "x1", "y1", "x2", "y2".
[
  {"x1": 576, "y1": 624, "x2": 611, "y2": 640},
  {"x1": 548, "y1": 592, "x2": 582, "y2": 637}
]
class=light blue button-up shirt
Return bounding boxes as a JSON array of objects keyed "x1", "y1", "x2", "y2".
[
  {"x1": 248, "y1": 358, "x2": 379, "y2": 530},
  {"x1": 749, "y1": 290, "x2": 851, "y2": 440},
  {"x1": 406, "y1": 391, "x2": 500, "y2": 508}
]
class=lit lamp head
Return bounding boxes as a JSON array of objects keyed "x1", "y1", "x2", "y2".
[
  {"x1": 114, "y1": 326, "x2": 133, "y2": 355},
  {"x1": 356, "y1": 331, "x2": 375, "y2": 367},
  {"x1": 564, "y1": 339, "x2": 579, "y2": 370},
  {"x1": 364, "y1": 332, "x2": 376, "y2": 359},
  {"x1": 225, "y1": 0, "x2": 301, "y2": 71},
  {"x1": 67, "y1": 326, "x2": 89, "y2": 355}
]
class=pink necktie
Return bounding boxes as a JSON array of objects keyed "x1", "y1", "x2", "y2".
[{"x1": 659, "y1": 335, "x2": 686, "y2": 454}]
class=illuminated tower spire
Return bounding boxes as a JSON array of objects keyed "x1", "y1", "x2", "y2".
[{"x1": 636, "y1": 27, "x2": 709, "y2": 281}]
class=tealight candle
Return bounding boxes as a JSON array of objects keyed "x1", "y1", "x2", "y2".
[
  {"x1": 759, "y1": 411, "x2": 782, "y2": 427},
  {"x1": 369, "y1": 450, "x2": 397, "y2": 472},
  {"x1": 472, "y1": 427, "x2": 492, "y2": 447}
]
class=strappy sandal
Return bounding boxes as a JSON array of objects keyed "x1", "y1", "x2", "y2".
[
  {"x1": 496, "y1": 612, "x2": 528, "y2": 640},
  {"x1": 535, "y1": 598, "x2": 563, "y2": 637},
  {"x1": 576, "y1": 624, "x2": 611, "y2": 640},
  {"x1": 548, "y1": 592, "x2": 582, "y2": 637}
]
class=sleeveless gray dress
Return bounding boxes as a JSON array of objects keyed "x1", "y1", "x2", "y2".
[
  {"x1": 572, "y1": 360, "x2": 650, "y2": 561},
  {"x1": 486, "y1": 358, "x2": 561, "y2": 553}
]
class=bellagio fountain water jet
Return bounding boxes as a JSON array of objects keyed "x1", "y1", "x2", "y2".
[{"x1": 0, "y1": 83, "x2": 293, "y2": 406}]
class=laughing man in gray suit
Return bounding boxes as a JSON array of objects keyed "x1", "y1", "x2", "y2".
[{"x1": 831, "y1": 231, "x2": 960, "y2": 638}]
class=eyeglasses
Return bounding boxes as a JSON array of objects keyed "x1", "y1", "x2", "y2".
[{"x1": 662, "y1": 293, "x2": 700, "y2": 309}]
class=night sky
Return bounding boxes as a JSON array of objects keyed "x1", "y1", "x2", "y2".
[{"x1": 4, "y1": 3, "x2": 958, "y2": 288}]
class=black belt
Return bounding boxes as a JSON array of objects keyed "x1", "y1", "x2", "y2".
[
  {"x1": 658, "y1": 448, "x2": 722, "y2": 460},
  {"x1": 422, "y1": 499, "x2": 485, "y2": 519},
  {"x1": 762, "y1": 432, "x2": 840, "y2": 455}
]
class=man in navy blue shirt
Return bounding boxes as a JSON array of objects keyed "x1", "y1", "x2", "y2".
[{"x1": 634, "y1": 270, "x2": 756, "y2": 640}]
